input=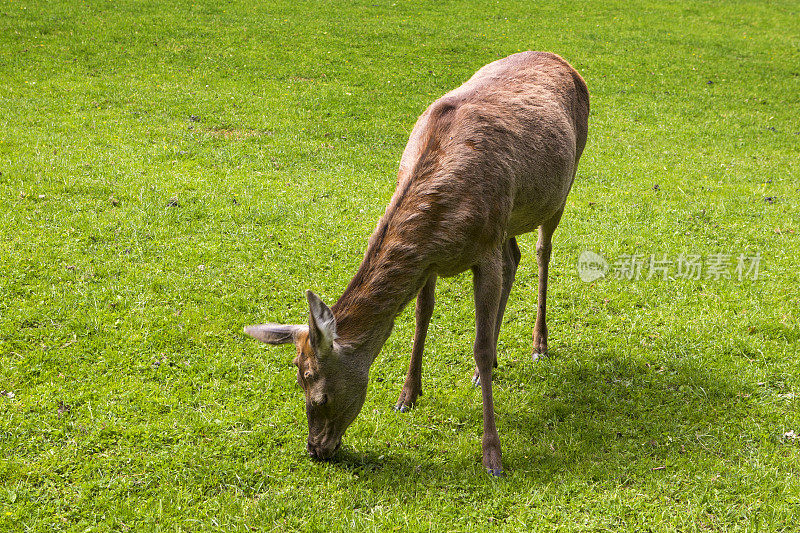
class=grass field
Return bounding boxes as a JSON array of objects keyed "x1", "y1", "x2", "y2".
[{"x1": 1, "y1": 0, "x2": 799, "y2": 530}]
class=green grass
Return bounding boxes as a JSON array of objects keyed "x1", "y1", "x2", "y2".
[{"x1": 1, "y1": 0, "x2": 799, "y2": 530}]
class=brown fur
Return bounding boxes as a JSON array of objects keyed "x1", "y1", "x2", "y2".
[{"x1": 246, "y1": 51, "x2": 589, "y2": 475}]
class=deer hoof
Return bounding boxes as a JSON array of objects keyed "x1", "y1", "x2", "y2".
[
  {"x1": 393, "y1": 403, "x2": 411, "y2": 413},
  {"x1": 472, "y1": 368, "x2": 493, "y2": 387},
  {"x1": 487, "y1": 467, "x2": 504, "y2": 477},
  {"x1": 532, "y1": 351, "x2": 548, "y2": 362}
]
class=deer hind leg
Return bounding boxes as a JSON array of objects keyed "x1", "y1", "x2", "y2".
[
  {"x1": 395, "y1": 274, "x2": 437, "y2": 412},
  {"x1": 472, "y1": 237, "x2": 521, "y2": 385},
  {"x1": 471, "y1": 250, "x2": 504, "y2": 476},
  {"x1": 532, "y1": 208, "x2": 564, "y2": 359},
  {"x1": 497, "y1": 237, "x2": 522, "y2": 346}
]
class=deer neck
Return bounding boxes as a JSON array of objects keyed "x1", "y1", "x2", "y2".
[{"x1": 331, "y1": 224, "x2": 431, "y2": 370}]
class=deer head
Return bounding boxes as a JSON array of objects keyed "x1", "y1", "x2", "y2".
[{"x1": 245, "y1": 290, "x2": 368, "y2": 460}]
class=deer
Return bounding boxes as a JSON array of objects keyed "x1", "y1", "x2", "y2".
[{"x1": 245, "y1": 51, "x2": 589, "y2": 476}]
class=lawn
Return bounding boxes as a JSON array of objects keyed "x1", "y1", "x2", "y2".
[{"x1": 1, "y1": 0, "x2": 799, "y2": 530}]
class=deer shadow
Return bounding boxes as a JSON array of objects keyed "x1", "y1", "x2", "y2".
[{"x1": 322, "y1": 345, "x2": 753, "y2": 486}]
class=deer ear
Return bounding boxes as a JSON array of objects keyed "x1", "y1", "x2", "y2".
[
  {"x1": 306, "y1": 290, "x2": 337, "y2": 357},
  {"x1": 244, "y1": 323, "x2": 306, "y2": 345}
]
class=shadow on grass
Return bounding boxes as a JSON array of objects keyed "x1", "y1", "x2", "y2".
[
  {"x1": 331, "y1": 447, "x2": 433, "y2": 476},
  {"x1": 500, "y1": 349, "x2": 750, "y2": 480},
  {"x1": 321, "y1": 345, "x2": 755, "y2": 485}
]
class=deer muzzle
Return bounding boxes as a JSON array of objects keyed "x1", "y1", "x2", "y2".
[{"x1": 307, "y1": 436, "x2": 342, "y2": 461}]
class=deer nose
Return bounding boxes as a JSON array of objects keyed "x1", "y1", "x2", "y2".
[{"x1": 307, "y1": 437, "x2": 341, "y2": 461}]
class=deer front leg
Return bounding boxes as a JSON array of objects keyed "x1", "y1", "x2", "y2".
[
  {"x1": 472, "y1": 253, "x2": 504, "y2": 476},
  {"x1": 472, "y1": 237, "x2": 520, "y2": 385},
  {"x1": 533, "y1": 209, "x2": 563, "y2": 359},
  {"x1": 395, "y1": 274, "x2": 437, "y2": 412}
]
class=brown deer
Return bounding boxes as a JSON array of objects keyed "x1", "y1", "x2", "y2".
[{"x1": 245, "y1": 51, "x2": 589, "y2": 476}]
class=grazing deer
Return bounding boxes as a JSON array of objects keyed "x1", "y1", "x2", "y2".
[{"x1": 246, "y1": 51, "x2": 589, "y2": 476}]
